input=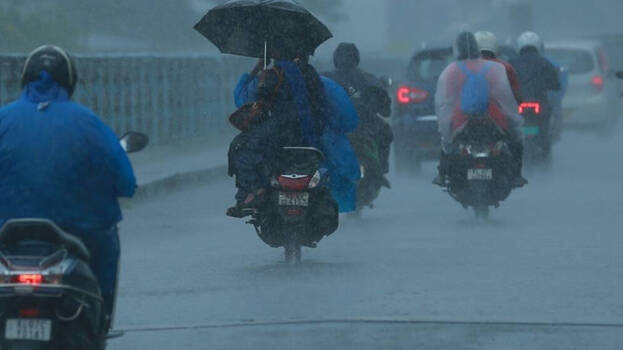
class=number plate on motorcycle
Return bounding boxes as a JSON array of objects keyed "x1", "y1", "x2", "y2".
[
  {"x1": 278, "y1": 192, "x2": 309, "y2": 207},
  {"x1": 523, "y1": 126, "x2": 540, "y2": 136},
  {"x1": 468, "y1": 169, "x2": 493, "y2": 180},
  {"x1": 5, "y1": 319, "x2": 52, "y2": 341}
]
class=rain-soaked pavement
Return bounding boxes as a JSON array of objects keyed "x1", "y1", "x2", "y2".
[{"x1": 110, "y1": 126, "x2": 623, "y2": 349}]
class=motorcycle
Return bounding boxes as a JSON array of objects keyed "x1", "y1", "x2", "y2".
[
  {"x1": 0, "y1": 132, "x2": 148, "y2": 350},
  {"x1": 519, "y1": 101, "x2": 553, "y2": 168},
  {"x1": 349, "y1": 134, "x2": 389, "y2": 213},
  {"x1": 445, "y1": 118, "x2": 514, "y2": 219},
  {"x1": 245, "y1": 147, "x2": 335, "y2": 264},
  {"x1": 349, "y1": 85, "x2": 393, "y2": 213}
]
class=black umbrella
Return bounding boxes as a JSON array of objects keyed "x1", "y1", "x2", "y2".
[{"x1": 194, "y1": 0, "x2": 333, "y2": 60}]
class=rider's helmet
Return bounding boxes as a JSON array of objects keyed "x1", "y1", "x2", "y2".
[
  {"x1": 517, "y1": 31, "x2": 543, "y2": 54},
  {"x1": 474, "y1": 31, "x2": 499, "y2": 57},
  {"x1": 453, "y1": 32, "x2": 480, "y2": 60},
  {"x1": 333, "y1": 43, "x2": 360, "y2": 70},
  {"x1": 21, "y1": 45, "x2": 78, "y2": 96}
]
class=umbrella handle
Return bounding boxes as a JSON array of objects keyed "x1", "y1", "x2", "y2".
[{"x1": 264, "y1": 41, "x2": 267, "y2": 70}]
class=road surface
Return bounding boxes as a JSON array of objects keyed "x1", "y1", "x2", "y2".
[{"x1": 110, "y1": 128, "x2": 623, "y2": 349}]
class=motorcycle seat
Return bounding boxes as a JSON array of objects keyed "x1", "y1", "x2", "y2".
[{"x1": 0, "y1": 219, "x2": 91, "y2": 261}]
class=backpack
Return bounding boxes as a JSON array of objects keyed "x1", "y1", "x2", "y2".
[
  {"x1": 457, "y1": 62, "x2": 492, "y2": 116},
  {"x1": 229, "y1": 67, "x2": 284, "y2": 132}
]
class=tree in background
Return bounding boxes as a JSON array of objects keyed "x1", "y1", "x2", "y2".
[
  {"x1": 0, "y1": 0, "x2": 345, "y2": 53},
  {"x1": 0, "y1": 4, "x2": 85, "y2": 53}
]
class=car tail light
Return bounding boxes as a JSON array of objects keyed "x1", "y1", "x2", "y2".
[
  {"x1": 591, "y1": 75, "x2": 604, "y2": 93},
  {"x1": 13, "y1": 274, "x2": 43, "y2": 285},
  {"x1": 397, "y1": 86, "x2": 429, "y2": 104},
  {"x1": 277, "y1": 175, "x2": 310, "y2": 191},
  {"x1": 519, "y1": 102, "x2": 541, "y2": 115}
]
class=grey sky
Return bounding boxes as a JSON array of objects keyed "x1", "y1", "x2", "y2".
[{"x1": 314, "y1": 0, "x2": 623, "y2": 58}]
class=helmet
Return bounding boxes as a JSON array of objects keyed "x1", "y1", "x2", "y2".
[
  {"x1": 474, "y1": 31, "x2": 499, "y2": 56},
  {"x1": 333, "y1": 43, "x2": 360, "y2": 70},
  {"x1": 453, "y1": 32, "x2": 480, "y2": 60},
  {"x1": 517, "y1": 31, "x2": 543, "y2": 53},
  {"x1": 21, "y1": 45, "x2": 78, "y2": 96}
]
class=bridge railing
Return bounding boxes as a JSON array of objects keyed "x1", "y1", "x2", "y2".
[{"x1": 0, "y1": 54, "x2": 405, "y2": 146}]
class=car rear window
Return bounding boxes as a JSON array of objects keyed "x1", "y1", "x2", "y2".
[
  {"x1": 546, "y1": 49, "x2": 595, "y2": 74},
  {"x1": 406, "y1": 49, "x2": 454, "y2": 82}
]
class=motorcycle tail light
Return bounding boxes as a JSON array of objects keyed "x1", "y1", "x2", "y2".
[
  {"x1": 519, "y1": 102, "x2": 541, "y2": 115},
  {"x1": 307, "y1": 171, "x2": 321, "y2": 189},
  {"x1": 278, "y1": 175, "x2": 311, "y2": 191},
  {"x1": 287, "y1": 208, "x2": 302, "y2": 216},
  {"x1": 14, "y1": 274, "x2": 43, "y2": 285},
  {"x1": 19, "y1": 308, "x2": 41, "y2": 318}
]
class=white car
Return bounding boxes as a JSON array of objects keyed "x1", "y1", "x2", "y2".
[{"x1": 546, "y1": 40, "x2": 619, "y2": 129}]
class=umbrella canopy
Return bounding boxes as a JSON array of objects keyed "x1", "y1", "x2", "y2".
[{"x1": 194, "y1": 0, "x2": 333, "y2": 59}]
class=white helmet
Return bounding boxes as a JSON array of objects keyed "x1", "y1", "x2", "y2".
[
  {"x1": 475, "y1": 31, "x2": 499, "y2": 56},
  {"x1": 517, "y1": 31, "x2": 543, "y2": 52}
]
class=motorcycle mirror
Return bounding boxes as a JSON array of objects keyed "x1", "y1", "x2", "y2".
[
  {"x1": 120, "y1": 132, "x2": 149, "y2": 153},
  {"x1": 379, "y1": 76, "x2": 393, "y2": 89}
]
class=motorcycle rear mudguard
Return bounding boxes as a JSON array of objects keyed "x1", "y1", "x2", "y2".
[
  {"x1": 523, "y1": 110, "x2": 552, "y2": 162},
  {"x1": 447, "y1": 155, "x2": 512, "y2": 208},
  {"x1": 253, "y1": 187, "x2": 337, "y2": 248}
]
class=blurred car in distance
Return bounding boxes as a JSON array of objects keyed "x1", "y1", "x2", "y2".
[
  {"x1": 392, "y1": 47, "x2": 452, "y2": 174},
  {"x1": 546, "y1": 40, "x2": 619, "y2": 130}
]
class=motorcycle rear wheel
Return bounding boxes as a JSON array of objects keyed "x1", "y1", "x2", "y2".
[
  {"x1": 473, "y1": 205, "x2": 490, "y2": 220},
  {"x1": 284, "y1": 240, "x2": 301, "y2": 264}
]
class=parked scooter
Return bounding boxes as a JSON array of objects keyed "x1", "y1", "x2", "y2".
[{"x1": 0, "y1": 132, "x2": 148, "y2": 350}]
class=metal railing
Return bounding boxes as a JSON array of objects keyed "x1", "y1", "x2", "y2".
[
  {"x1": 0, "y1": 55, "x2": 245, "y2": 145},
  {"x1": 0, "y1": 54, "x2": 405, "y2": 146}
]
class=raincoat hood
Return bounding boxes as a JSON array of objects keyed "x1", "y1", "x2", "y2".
[
  {"x1": 334, "y1": 43, "x2": 360, "y2": 70},
  {"x1": 23, "y1": 70, "x2": 70, "y2": 104}
]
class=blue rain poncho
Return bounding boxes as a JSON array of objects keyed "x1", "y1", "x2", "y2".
[
  {"x1": 0, "y1": 71, "x2": 136, "y2": 231},
  {"x1": 234, "y1": 66, "x2": 360, "y2": 212}
]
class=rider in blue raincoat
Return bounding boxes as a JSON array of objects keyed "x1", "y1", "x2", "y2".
[
  {"x1": 233, "y1": 59, "x2": 360, "y2": 212},
  {"x1": 543, "y1": 53, "x2": 568, "y2": 141},
  {"x1": 0, "y1": 46, "x2": 136, "y2": 331}
]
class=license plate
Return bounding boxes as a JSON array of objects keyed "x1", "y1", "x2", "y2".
[
  {"x1": 278, "y1": 192, "x2": 309, "y2": 207},
  {"x1": 468, "y1": 169, "x2": 493, "y2": 180},
  {"x1": 523, "y1": 126, "x2": 540, "y2": 136},
  {"x1": 5, "y1": 319, "x2": 52, "y2": 341}
]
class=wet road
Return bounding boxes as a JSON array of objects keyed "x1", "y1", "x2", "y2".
[{"x1": 110, "y1": 128, "x2": 623, "y2": 349}]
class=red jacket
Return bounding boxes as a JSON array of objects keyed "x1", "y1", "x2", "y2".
[{"x1": 489, "y1": 57, "x2": 522, "y2": 104}]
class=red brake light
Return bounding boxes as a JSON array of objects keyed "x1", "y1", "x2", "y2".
[
  {"x1": 519, "y1": 102, "x2": 541, "y2": 115},
  {"x1": 277, "y1": 176, "x2": 311, "y2": 191},
  {"x1": 397, "y1": 86, "x2": 429, "y2": 104},
  {"x1": 19, "y1": 308, "x2": 41, "y2": 318},
  {"x1": 15, "y1": 274, "x2": 43, "y2": 285},
  {"x1": 397, "y1": 87, "x2": 410, "y2": 104},
  {"x1": 591, "y1": 75, "x2": 604, "y2": 92}
]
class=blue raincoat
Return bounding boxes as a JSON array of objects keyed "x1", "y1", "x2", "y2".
[
  {"x1": 0, "y1": 71, "x2": 136, "y2": 303},
  {"x1": 0, "y1": 71, "x2": 136, "y2": 231},
  {"x1": 234, "y1": 66, "x2": 360, "y2": 212}
]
